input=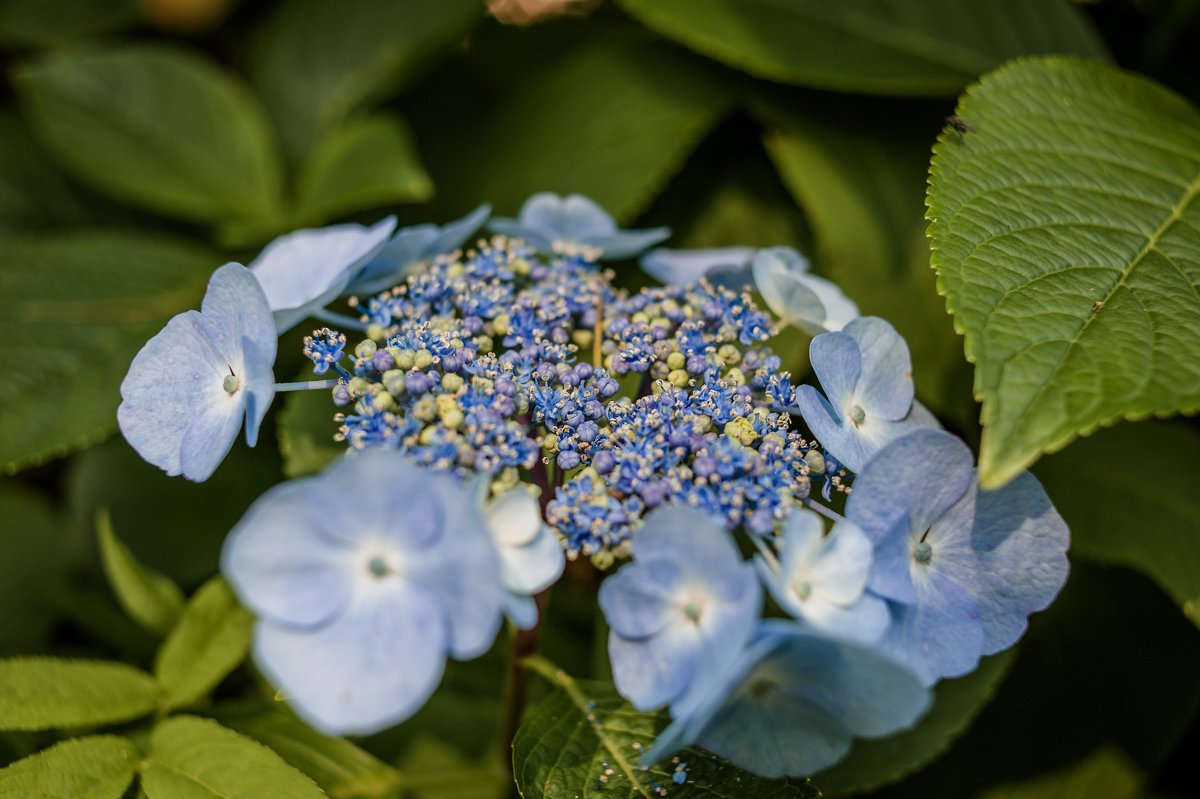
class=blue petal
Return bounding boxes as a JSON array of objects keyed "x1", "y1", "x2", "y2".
[
  {"x1": 809, "y1": 331, "x2": 861, "y2": 413},
  {"x1": 487, "y1": 218, "x2": 553, "y2": 252},
  {"x1": 348, "y1": 204, "x2": 491, "y2": 295},
  {"x1": 178, "y1": 383, "x2": 245, "y2": 482},
  {"x1": 794, "y1": 385, "x2": 877, "y2": 475},
  {"x1": 752, "y1": 247, "x2": 859, "y2": 335},
  {"x1": 847, "y1": 429, "x2": 975, "y2": 552},
  {"x1": 599, "y1": 559, "x2": 683, "y2": 639},
  {"x1": 631, "y1": 506, "x2": 744, "y2": 583},
  {"x1": 199, "y1": 263, "x2": 277, "y2": 369},
  {"x1": 500, "y1": 524, "x2": 565, "y2": 596},
  {"x1": 252, "y1": 579, "x2": 448, "y2": 736},
  {"x1": 221, "y1": 479, "x2": 357, "y2": 628},
  {"x1": 640, "y1": 247, "x2": 755, "y2": 287},
  {"x1": 842, "y1": 317, "x2": 913, "y2": 421},
  {"x1": 118, "y1": 311, "x2": 228, "y2": 479},
  {"x1": 968, "y1": 471, "x2": 1070, "y2": 655},
  {"x1": 609, "y1": 621, "x2": 699, "y2": 710},
  {"x1": 251, "y1": 217, "x2": 396, "y2": 333},
  {"x1": 505, "y1": 593, "x2": 538, "y2": 630},
  {"x1": 240, "y1": 336, "x2": 276, "y2": 448},
  {"x1": 881, "y1": 570, "x2": 985, "y2": 685},
  {"x1": 584, "y1": 228, "x2": 671, "y2": 260}
]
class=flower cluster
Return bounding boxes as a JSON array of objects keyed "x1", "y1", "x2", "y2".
[{"x1": 117, "y1": 191, "x2": 1071, "y2": 781}]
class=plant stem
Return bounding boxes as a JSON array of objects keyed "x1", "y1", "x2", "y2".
[{"x1": 498, "y1": 590, "x2": 550, "y2": 768}]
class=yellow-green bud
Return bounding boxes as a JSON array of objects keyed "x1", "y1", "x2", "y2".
[
  {"x1": 414, "y1": 349, "x2": 434, "y2": 370},
  {"x1": 668, "y1": 369, "x2": 690, "y2": 388},
  {"x1": 591, "y1": 549, "x2": 615, "y2": 570},
  {"x1": 725, "y1": 416, "x2": 758, "y2": 446},
  {"x1": 372, "y1": 392, "x2": 397, "y2": 412},
  {"x1": 543, "y1": 433, "x2": 559, "y2": 454},
  {"x1": 511, "y1": 258, "x2": 531, "y2": 276},
  {"x1": 666, "y1": 351, "x2": 686, "y2": 370},
  {"x1": 348, "y1": 377, "x2": 372, "y2": 398},
  {"x1": 440, "y1": 408, "x2": 464, "y2": 429},
  {"x1": 395, "y1": 350, "x2": 415, "y2": 370},
  {"x1": 411, "y1": 396, "x2": 436, "y2": 421},
  {"x1": 717, "y1": 344, "x2": 741, "y2": 365},
  {"x1": 366, "y1": 323, "x2": 387, "y2": 342},
  {"x1": 804, "y1": 450, "x2": 826, "y2": 475},
  {"x1": 382, "y1": 370, "x2": 406, "y2": 395},
  {"x1": 725, "y1": 367, "x2": 747, "y2": 386},
  {"x1": 442, "y1": 373, "x2": 464, "y2": 392},
  {"x1": 493, "y1": 314, "x2": 510, "y2": 334},
  {"x1": 355, "y1": 339, "x2": 378, "y2": 360}
]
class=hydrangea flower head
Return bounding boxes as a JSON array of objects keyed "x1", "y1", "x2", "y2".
[
  {"x1": 489, "y1": 192, "x2": 668, "y2": 259},
  {"x1": 347, "y1": 204, "x2": 491, "y2": 296},
  {"x1": 598, "y1": 505, "x2": 761, "y2": 711},
  {"x1": 250, "y1": 216, "x2": 396, "y2": 332},
  {"x1": 755, "y1": 509, "x2": 889, "y2": 643},
  {"x1": 221, "y1": 448, "x2": 507, "y2": 735},
  {"x1": 794, "y1": 316, "x2": 934, "y2": 473},
  {"x1": 846, "y1": 429, "x2": 1070, "y2": 684},
  {"x1": 484, "y1": 485, "x2": 565, "y2": 629},
  {"x1": 640, "y1": 247, "x2": 755, "y2": 289},
  {"x1": 751, "y1": 247, "x2": 858, "y2": 335},
  {"x1": 645, "y1": 621, "x2": 929, "y2": 777},
  {"x1": 118, "y1": 263, "x2": 277, "y2": 482}
]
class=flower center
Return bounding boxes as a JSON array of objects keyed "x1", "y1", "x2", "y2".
[
  {"x1": 791, "y1": 579, "x2": 813, "y2": 600},
  {"x1": 366, "y1": 555, "x2": 393, "y2": 579},
  {"x1": 913, "y1": 540, "x2": 933, "y2": 564},
  {"x1": 222, "y1": 372, "x2": 241, "y2": 394},
  {"x1": 848, "y1": 404, "x2": 866, "y2": 426},
  {"x1": 683, "y1": 601, "x2": 704, "y2": 623}
]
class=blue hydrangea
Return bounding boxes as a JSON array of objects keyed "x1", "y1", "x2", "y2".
[
  {"x1": 598, "y1": 506, "x2": 761, "y2": 711},
  {"x1": 118, "y1": 263, "x2": 277, "y2": 482},
  {"x1": 755, "y1": 509, "x2": 889, "y2": 643},
  {"x1": 644, "y1": 620, "x2": 930, "y2": 777},
  {"x1": 346, "y1": 204, "x2": 491, "y2": 296},
  {"x1": 250, "y1": 217, "x2": 396, "y2": 333},
  {"x1": 751, "y1": 247, "x2": 858, "y2": 335},
  {"x1": 794, "y1": 316, "x2": 937, "y2": 474},
  {"x1": 640, "y1": 247, "x2": 755, "y2": 289},
  {"x1": 489, "y1": 192, "x2": 669, "y2": 259},
  {"x1": 846, "y1": 429, "x2": 1070, "y2": 684},
  {"x1": 484, "y1": 486, "x2": 565, "y2": 629},
  {"x1": 221, "y1": 448, "x2": 507, "y2": 735}
]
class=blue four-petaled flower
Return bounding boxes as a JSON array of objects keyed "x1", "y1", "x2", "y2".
[
  {"x1": 118, "y1": 263, "x2": 277, "y2": 482},
  {"x1": 221, "y1": 448, "x2": 507, "y2": 735},
  {"x1": 846, "y1": 429, "x2": 1070, "y2": 685}
]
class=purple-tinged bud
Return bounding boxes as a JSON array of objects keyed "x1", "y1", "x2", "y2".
[
  {"x1": 573, "y1": 363, "x2": 594, "y2": 380},
  {"x1": 406, "y1": 372, "x2": 434, "y2": 395},
  {"x1": 577, "y1": 421, "x2": 599, "y2": 443},
  {"x1": 372, "y1": 349, "x2": 395, "y2": 372},
  {"x1": 746, "y1": 508, "x2": 774, "y2": 536},
  {"x1": 693, "y1": 456, "x2": 717, "y2": 478},
  {"x1": 557, "y1": 450, "x2": 582, "y2": 470},
  {"x1": 593, "y1": 450, "x2": 616, "y2": 474},
  {"x1": 332, "y1": 383, "x2": 352, "y2": 407}
]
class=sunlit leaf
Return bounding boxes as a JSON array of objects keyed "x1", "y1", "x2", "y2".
[
  {"x1": 155, "y1": 579, "x2": 253, "y2": 710},
  {"x1": 0, "y1": 735, "x2": 139, "y2": 799},
  {"x1": 0, "y1": 658, "x2": 159, "y2": 731},
  {"x1": 97, "y1": 510, "x2": 185, "y2": 636}
]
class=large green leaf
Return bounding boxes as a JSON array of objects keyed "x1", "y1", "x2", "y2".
[
  {"x1": 0, "y1": 735, "x2": 140, "y2": 799},
  {"x1": 0, "y1": 0, "x2": 136, "y2": 47},
  {"x1": 927, "y1": 57, "x2": 1200, "y2": 487},
  {"x1": 0, "y1": 232, "x2": 218, "y2": 473},
  {"x1": 513, "y1": 659, "x2": 818, "y2": 799},
  {"x1": 97, "y1": 511, "x2": 186, "y2": 636},
  {"x1": 618, "y1": 0, "x2": 1105, "y2": 96},
  {"x1": 14, "y1": 44, "x2": 283, "y2": 224},
  {"x1": 296, "y1": 114, "x2": 433, "y2": 225},
  {"x1": 413, "y1": 36, "x2": 732, "y2": 222},
  {"x1": 155, "y1": 578, "x2": 253, "y2": 710},
  {"x1": 142, "y1": 716, "x2": 327, "y2": 799},
  {"x1": 250, "y1": 0, "x2": 482, "y2": 160},
  {"x1": 0, "y1": 484, "x2": 71, "y2": 653},
  {"x1": 757, "y1": 96, "x2": 977, "y2": 433},
  {"x1": 0, "y1": 658, "x2": 159, "y2": 731},
  {"x1": 977, "y1": 747, "x2": 1143, "y2": 799},
  {"x1": 1036, "y1": 420, "x2": 1200, "y2": 628},
  {"x1": 814, "y1": 651, "x2": 1014, "y2": 795},
  {"x1": 210, "y1": 702, "x2": 400, "y2": 798}
]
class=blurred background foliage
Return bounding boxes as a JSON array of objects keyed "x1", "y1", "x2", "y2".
[{"x1": 0, "y1": 0, "x2": 1198, "y2": 796}]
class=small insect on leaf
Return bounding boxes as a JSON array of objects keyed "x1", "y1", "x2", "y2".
[
  {"x1": 945, "y1": 116, "x2": 974, "y2": 133},
  {"x1": 1092, "y1": 301, "x2": 1104, "y2": 313}
]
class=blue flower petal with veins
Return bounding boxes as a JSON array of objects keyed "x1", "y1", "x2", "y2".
[{"x1": 489, "y1": 193, "x2": 668, "y2": 259}]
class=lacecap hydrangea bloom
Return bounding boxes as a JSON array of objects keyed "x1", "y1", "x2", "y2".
[{"x1": 117, "y1": 192, "x2": 1071, "y2": 779}]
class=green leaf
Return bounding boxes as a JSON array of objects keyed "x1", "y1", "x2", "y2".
[
  {"x1": 757, "y1": 96, "x2": 977, "y2": 433},
  {"x1": 617, "y1": 0, "x2": 1105, "y2": 96},
  {"x1": 296, "y1": 114, "x2": 433, "y2": 225},
  {"x1": 250, "y1": 0, "x2": 482, "y2": 159},
  {"x1": 927, "y1": 57, "x2": 1200, "y2": 487},
  {"x1": 155, "y1": 578, "x2": 253, "y2": 710},
  {"x1": 978, "y1": 746, "x2": 1143, "y2": 799},
  {"x1": 142, "y1": 716, "x2": 327, "y2": 799},
  {"x1": 0, "y1": 111, "x2": 131, "y2": 233},
  {"x1": 0, "y1": 658, "x2": 159, "y2": 731},
  {"x1": 414, "y1": 36, "x2": 731, "y2": 222},
  {"x1": 97, "y1": 510, "x2": 185, "y2": 636},
  {"x1": 396, "y1": 736, "x2": 506, "y2": 799},
  {"x1": 813, "y1": 651, "x2": 1013, "y2": 795},
  {"x1": 209, "y1": 702, "x2": 400, "y2": 798},
  {"x1": 513, "y1": 659, "x2": 819, "y2": 799},
  {"x1": 1035, "y1": 420, "x2": 1200, "y2": 628},
  {"x1": 14, "y1": 43, "x2": 284, "y2": 224},
  {"x1": 277, "y1": 384, "x2": 342, "y2": 479},
  {"x1": 0, "y1": 484, "x2": 71, "y2": 653},
  {"x1": 0, "y1": 232, "x2": 218, "y2": 474},
  {"x1": 0, "y1": 735, "x2": 140, "y2": 799},
  {"x1": 0, "y1": 0, "x2": 137, "y2": 48}
]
